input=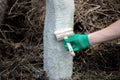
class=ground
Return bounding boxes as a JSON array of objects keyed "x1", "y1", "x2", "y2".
[{"x1": 0, "y1": 0, "x2": 120, "y2": 80}]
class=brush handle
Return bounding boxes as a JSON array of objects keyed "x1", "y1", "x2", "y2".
[
  {"x1": 66, "y1": 42, "x2": 75, "y2": 56},
  {"x1": 64, "y1": 37, "x2": 75, "y2": 56}
]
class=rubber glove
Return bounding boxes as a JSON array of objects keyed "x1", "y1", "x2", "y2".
[{"x1": 64, "y1": 34, "x2": 90, "y2": 52}]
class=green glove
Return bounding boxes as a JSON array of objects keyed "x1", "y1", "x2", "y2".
[{"x1": 64, "y1": 34, "x2": 90, "y2": 52}]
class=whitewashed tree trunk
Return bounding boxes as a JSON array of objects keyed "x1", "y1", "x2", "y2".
[
  {"x1": 44, "y1": 0, "x2": 75, "y2": 80},
  {"x1": 0, "y1": 0, "x2": 7, "y2": 24}
]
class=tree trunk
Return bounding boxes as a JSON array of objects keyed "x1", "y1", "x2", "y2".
[
  {"x1": 0, "y1": 0, "x2": 7, "y2": 24},
  {"x1": 44, "y1": 0, "x2": 75, "y2": 79}
]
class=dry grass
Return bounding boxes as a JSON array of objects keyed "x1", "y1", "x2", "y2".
[
  {"x1": 73, "y1": 0, "x2": 120, "y2": 79},
  {"x1": 0, "y1": 0, "x2": 119, "y2": 80},
  {"x1": 0, "y1": 0, "x2": 45, "y2": 79}
]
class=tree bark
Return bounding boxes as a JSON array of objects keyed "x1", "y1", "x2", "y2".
[
  {"x1": 44, "y1": 0, "x2": 75, "y2": 79},
  {"x1": 0, "y1": 0, "x2": 7, "y2": 24}
]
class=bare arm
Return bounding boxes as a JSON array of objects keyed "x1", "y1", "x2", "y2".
[{"x1": 88, "y1": 19, "x2": 120, "y2": 45}]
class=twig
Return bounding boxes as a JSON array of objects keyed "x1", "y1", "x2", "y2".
[{"x1": 8, "y1": 0, "x2": 19, "y2": 15}]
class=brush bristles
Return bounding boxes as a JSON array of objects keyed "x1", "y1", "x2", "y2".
[{"x1": 54, "y1": 28, "x2": 74, "y2": 41}]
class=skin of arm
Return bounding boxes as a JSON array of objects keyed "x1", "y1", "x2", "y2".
[{"x1": 88, "y1": 19, "x2": 120, "y2": 45}]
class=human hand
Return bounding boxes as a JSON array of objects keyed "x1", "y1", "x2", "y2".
[{"x1": 64, "y1": 34, "x2": 90, "y2": 52}]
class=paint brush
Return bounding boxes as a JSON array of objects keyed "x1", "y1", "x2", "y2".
[{"x1": 54, "y1": 28, "x2": 75, "y2": 56}]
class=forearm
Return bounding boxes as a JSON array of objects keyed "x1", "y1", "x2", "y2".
[{"x1": 88, "y1": 19, "x2": 120, "y2": 45}]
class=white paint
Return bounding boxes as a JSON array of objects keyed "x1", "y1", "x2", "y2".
[{"x1": 44, "y1": 0, "x2": 75, "y2": 79}]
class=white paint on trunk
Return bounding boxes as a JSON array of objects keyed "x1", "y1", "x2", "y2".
[{"x1": 44, "y1": 0, "x2": 75, "y2": 79}]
